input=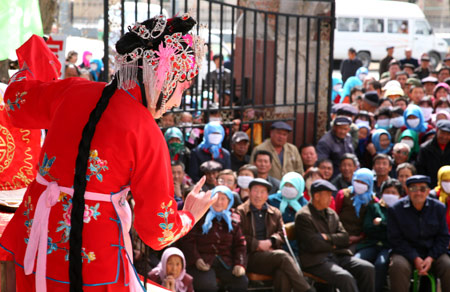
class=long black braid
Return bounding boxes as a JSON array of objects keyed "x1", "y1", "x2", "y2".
[{"x1": 68, "y1": 15, "x2": 196, "y2": 291}]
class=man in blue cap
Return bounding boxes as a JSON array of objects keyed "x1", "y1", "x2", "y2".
[
  {"x1": 296, "y1": 179, "x2": 375, "y2": 292},
  {"x1": 388, "y1": 175, "x2": 450, "y2": 292},
  {"x1": 316, "y1": 116, "x2": 355, "y2": 179},
  {"x1": 416, "y1": 119, "x2": 450, "y2": 187},
  {"x1": 250, "y1": 121, "x2": 304, "y2": 180}
]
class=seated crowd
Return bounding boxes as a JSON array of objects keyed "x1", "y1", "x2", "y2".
[{"x1": 141, "y1": 55, "x2": 450, "y2": 292}]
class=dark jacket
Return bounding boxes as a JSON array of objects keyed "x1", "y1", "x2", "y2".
[
  {"x1": 188, "y1": 147, "x2": 231, "y2": 182},
  {"x1": 379, "y1": 55, "x2": 393, "y2": 76},
  {"x1": 295, "y1": 203, "x2": 352, "y2": 268},
  {"x1": 415, "y1": 137, "x2": 450, "y2": 188},
  {"x1": 387, "y1": 196, "x2": 450, "y2": 263},
  {"x1": 340, "y1": 58, "x2": 363, "y2": 83},
  {"x1": 400, "y1": 57, "x2": 419, "y2": 68},
  {"x1": 230, "y1": 152, "x2": 250, "y2": 172},
  {"x1": 180, "y1": 216, "x2": 247, "y2": 269},
  {"x1": 331, "y1": 174, "x2": 352, "y2": 191},
  {"x1": 414, "y1": 66, "x2": 431, "y2": 80},
  {"x1": 357, "y1": 202, "x2": 389, "y2": 251},
  {"x1": 236, "y1": 201, "x2": 285, "y2": 255},
  {"x1": 316, "y1": 131, "x2": 354, "y2": 179}
]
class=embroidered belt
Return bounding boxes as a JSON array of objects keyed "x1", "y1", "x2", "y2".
[{"x1": 23, "y1": 174, "x2": 140, "y2": 291}]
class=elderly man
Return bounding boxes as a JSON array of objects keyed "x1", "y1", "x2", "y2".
[
  {"x1": 390, "y1": 143, "x2": 411, "y2": 178},
  {"x1": 379, "y1": 45, "x2": 394, "y2": 76},
  {"x1": 296, "y1": 180, "x2": 375, "y2": 292},
  {"x1": 236, "y1": 178, "x2": 313, "y2": 292},
  {"x1": 250, "y1": 121, "x2": 304, "y2": 180},
  {"x1": 388, "y1": 175, "x2": 450, "y2": 292},
  {"x1": 400, "y1": 48, "x2": 419, "y2": 68},
  {"x1": 359, "y1": 91, "x2": 379, "y2": 113},
  {"x1": 416, "y1": 120, "x2": 450, "y2": 187},
  {"x1": 331, "y1": 153, "x2": 359, "y2": 190},
  {"x1": 230, "y1": 131, "x2": 250, "y2": 171},
  {"x1": 414, "y1": 55, "x2": 431, "y2": 80},
  {"x1": 316, "y1": 116, "x2": 354, "y2": 179}
]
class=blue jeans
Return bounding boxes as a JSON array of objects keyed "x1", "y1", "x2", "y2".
[{"x1": 355, "y1": 246, "x2": 389, "y2": 292}]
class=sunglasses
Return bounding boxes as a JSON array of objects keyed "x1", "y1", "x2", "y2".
[{"x1": 408, "y1": 186, "x2": 429, "y2": 193}]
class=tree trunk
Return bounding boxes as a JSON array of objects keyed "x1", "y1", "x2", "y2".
[
  {"x1": 0, "y1": 60, "x2": 9, "y2": 84},
  {"x1": 39, "y1": 0, "x2": 59, "y2": 35}
]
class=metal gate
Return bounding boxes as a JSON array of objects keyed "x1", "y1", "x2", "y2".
[{"x1": 102, "y1": 0, "x2": 335, "y2": 284}]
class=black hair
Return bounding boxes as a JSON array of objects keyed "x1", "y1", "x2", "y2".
[
  {"x1": 439, "y1": 66, "x2": 450, "y2": 75},
  {"x1": 391, "y1": 106, "x2": 404, "y2": 116},
  {"x1": 375, "y1": 106, "x2": 392, "y2": 119},
  {"x1": 254, "y1": 150, "x2": 273, "y2": 163},
  {"x1": 69, "y1": 14, "x2": 196, "y2": 291},
  {"x1": 299, "y1": 143, "x2": 315, "y2": 154},
  {"x1": 380, "y1": 178, "x2": 403, "y2": 195},
  {"x1": 377, "y1": 98, "x2": 393, "y2": 108},
  {"x1": 316, "y1": 158, "x2": 333, "y2": 168},
  {"x1": 348, "y1": 47, "x2": 356, "y2": 54},
  {"x1": 409, "y1": 85, "x2": 424, "y2": 94},
  {"x1": 368, "y1": 80, "x2": 382, "y2": 90},
  {"x1": 394, "y1": 96, "x2": 409, "y2": 106}
]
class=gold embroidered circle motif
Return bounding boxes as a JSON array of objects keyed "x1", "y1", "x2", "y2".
[{"x1": 0, "y1": 125, "x2": 15, "y2": 172}]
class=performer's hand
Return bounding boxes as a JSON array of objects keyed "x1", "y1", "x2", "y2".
[{"x1": 183, "y1": 176, "x2": 217, "y2": 223}]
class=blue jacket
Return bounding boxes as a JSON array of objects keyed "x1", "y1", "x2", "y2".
[
  {"x1": 316, "y1": 130, "x2": 354, "y2": 179},
  {"x1": 387, "y1": 196, "x2": 450, "y2": 263}
]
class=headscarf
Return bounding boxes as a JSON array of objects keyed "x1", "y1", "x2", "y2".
[
  {"x1": 152, "y1": 247, "x2": 188, "y2": 292},
  {"x1": 341, "y1": 67, "x2": 369, "y2": 102},
  {"x1": 356, "y1": 123, "x2": 371, "y2": 155},
  {"x1": 404, "y1": 104, "x2": 428, "y2": 133},
  {"x1": 435, "y1": 165, "x2": 450, "y2": 205},
  {"x1": 89, "y1": 59, "x2": 104, "y2": 81},
  {"x1": 199, "y1": 122, "x2": 224, "y2": 159},
  {"x1": 82, "y1": 51, "x2": 92, "y2": 68},
  {"x1": 276, "y1": 172, "x2": 307, "y2": 214},
  {"x1": 372, "y1": 129, "x2": 393, "y2": 154},
  {"x1": 332, "y1": 77, "x2": 343, "y2": 103},
  {"x1": 164, "y1": 127, "x2": 184, "y2": 159},
  {"x1": 202, "y1": 186, "x2": 234, "y2": 234},
  {"x1": 348, "y1": 168, "x2": 374, "y2": 217},
  {"x1": 398, "y1": 129, "x2": 420, "y2": 155}
]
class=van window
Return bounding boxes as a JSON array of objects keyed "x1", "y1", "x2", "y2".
[
  {"x1": 337, "y1": 17, "x2": 360, "y2": 32},
  {"x1": 363, "y1": 18, "x2": 384, "y2": 33},
  {"x1": 388, "y1": 20, "x2": 408, "y2": 34},
  {"x1": 414, "y1": 20, "x2": 431, "y2": 35}
]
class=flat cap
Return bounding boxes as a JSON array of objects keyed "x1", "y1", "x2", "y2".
[
  {"x1": 333, "y1": 116, "x2": 352, "y2": 126},
  {"x1": 200, "y1": 160, "x2": 223, "y2": 173},
  {"x1": 406, "y1": 78, "x2": 421, "y2": 87},
  {"x1": 363, "y1": 91, "x2": 379, "y2": 107},
  {"x1": 311, "y1": 179, "x2": 337, "y2": 194},
  {"x1": 249, "y1": 178, "x2": 273, "y2": 193},
  {"x1": 421, "y1": 76, "x2": 438, "y2": 84},
  {"x1": 271, "y1": 121, "x2": 292, "y2": 131},
  {"x1": 403, "y1": 63, "x2": 415, "y2": 70},
  {"x1": 437, "y1": 119, "x2": 450, "y2": 132},
  {"x1": 406, "y1": 175, "x2": 431, "y2": 187},
  {"x1": 420, "y1": 55, "x2": 430, "y2": 61},
  {"x1": 336, "y1": 104, "x2": 359, "y2": 116},
  {"x1": 386, "y1": 45, "x2": 394, "y2": 50},
  {"x1": 232, "y1": 131, "x2": 249, "y2": 144}
]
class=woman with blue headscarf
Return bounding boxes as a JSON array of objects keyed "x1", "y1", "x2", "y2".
[
  {"x1": 268, "y1": 172, "x2": 308, "y2": 223},
  {"x1": 188, "y1": 122, "x2": 231, "y2": 182},
  {"x1": 165, "y1": 127, "x2": 191, "y2": 169},
  {"x1": 88, "y1": 59, "x2": 104, "y2": 81},
  {"x1": 371, "y1": 129, "x2": 393, "y2": 155},
  {"x1": 180, "y1": 186, "x2": 248, "y2": 292},
  {"x1": 335, "y1": 168, "x2": 377, "y2": 251},
  {"x1": 341, "y1": 67, "x2": 369, "y2": 103},
  {"x1": 403, "y1": 104, "x2": 431, "y2": 134}
]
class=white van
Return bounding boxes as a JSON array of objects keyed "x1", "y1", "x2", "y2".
[{"x1": 334, "y1": 0, "x2": 448, "y2": 67}]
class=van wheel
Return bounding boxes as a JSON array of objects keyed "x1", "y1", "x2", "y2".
[
  {"x1": 357, "y1": 51, "x2": 371, "y2": 67},
  {"x1": 428, "y1": 52, "x2": 441, "y2": 68}
]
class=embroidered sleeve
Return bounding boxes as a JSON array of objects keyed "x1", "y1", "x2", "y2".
[
  {"x1": 131, "y1": 120, "x2": 195, "y2": 250},
  {"x1": 4, "y1": 71, "x2": 71, "y2": 130}
]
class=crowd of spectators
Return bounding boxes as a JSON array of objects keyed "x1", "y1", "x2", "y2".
[{"x1": 136, "y1": 46, "x2": 450, "y2": 292}]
